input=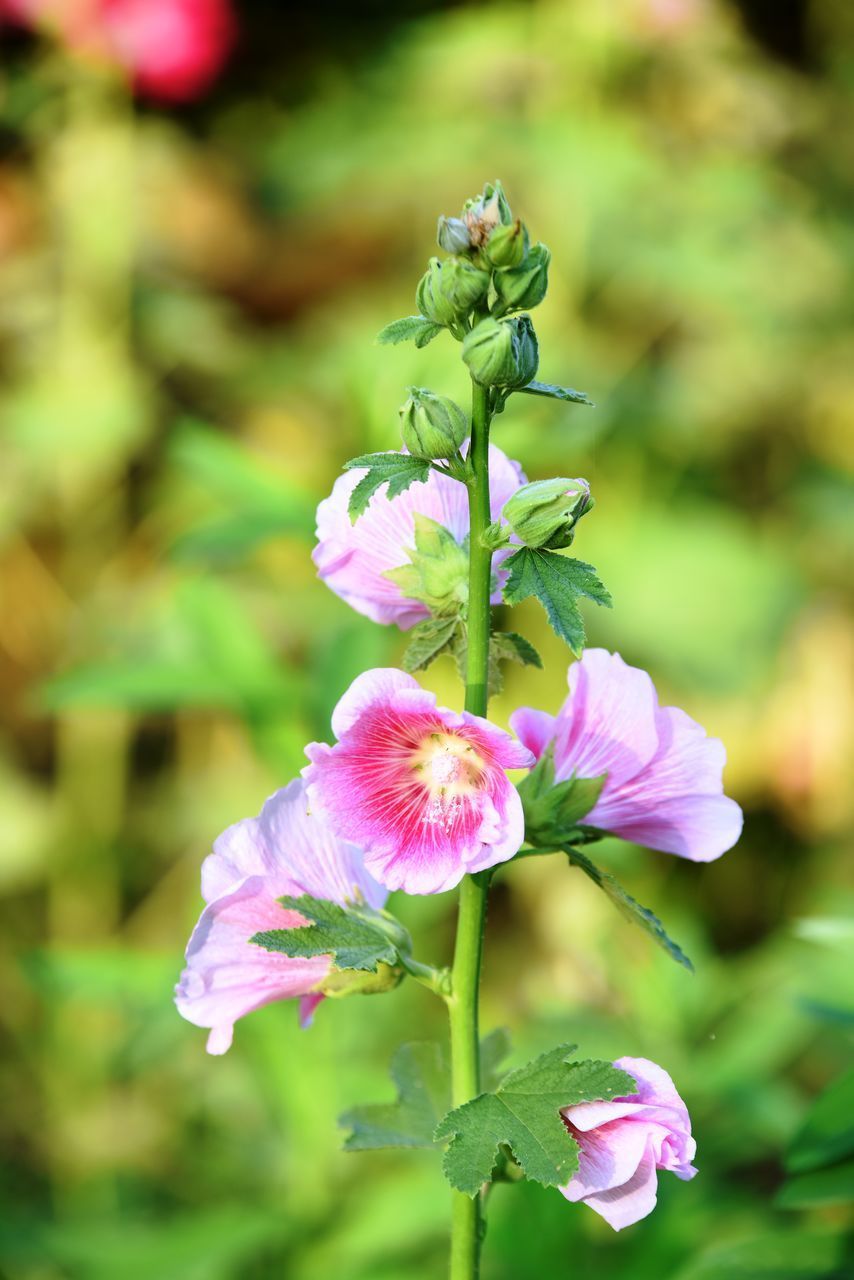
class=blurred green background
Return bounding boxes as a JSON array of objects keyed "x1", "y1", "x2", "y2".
[{"x1": 1, "y1": 1, "x2": 852, "y2": 1277}]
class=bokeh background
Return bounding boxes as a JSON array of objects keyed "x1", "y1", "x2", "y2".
[{"x1": 1, "y1": 1, "x2": 852, "y2": 1277}]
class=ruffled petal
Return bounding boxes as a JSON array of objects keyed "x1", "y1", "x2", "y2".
[
  {"x1": 508, "y1": 707, "x2": 557, "y2": 762},
  {"x1": 579, "y1": 1142, "x2": 660, "y2": 1230},
  {"x1": 330, "y1": 667, "x2": 423, "y2": 737},
  {"x1": 555, "y1": 650, "x2": 660, "y2": 789}
]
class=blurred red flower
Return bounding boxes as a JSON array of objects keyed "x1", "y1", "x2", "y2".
[{"x1": 0, "y1": 0, "x2": 236, "y2": 102}]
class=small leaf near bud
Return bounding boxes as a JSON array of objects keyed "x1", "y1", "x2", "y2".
[
  {"x1": 437, "y1": 216, "x2": 472, "y2": 255},
  {"x1": 494, "y1": 242, "x2": 551, "y2": 312},
  {"x1": 502, "y1": 478, "x2": 593, "y2": 550},
  {"x1": 462, "y1": 315, "x2": 539, "y2": 388},
  {"x1": 416, "y1": 256, "x2": 490, "y2": 326},
  {"x1": 484, "y1": 219, "x2": 528, "y2": 269},
  {"x1": 399, "y1": 387, "x2": 468, "y2": 460}
]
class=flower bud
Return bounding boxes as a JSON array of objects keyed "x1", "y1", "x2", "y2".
[
  {"x1": 437, "y1": 215, "x2": 472, "y2": 255},
  {"x1": 463, "y1": 180, "x2": 513, "y2": 246},
  {"x1": 416, "y1": 256, "x2": 490, "y2": 326},
  {"x1": 493, "y1": 242, "x2": 551, "y2": 311},
  {"x1": 502, "y1": 477, "x2": 593, "y2": 549},
  {"x1": 399, "y1": 387, "x2": 468, "y2": 459},
  {"x1": 484, "y1": 218, "x2": 528, "y2": 269},
  {"x1": 462, "y1": 315, "x2": 539, "y2": 388}
]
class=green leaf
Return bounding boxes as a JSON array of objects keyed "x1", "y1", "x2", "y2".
[
  {"x1": 252, "y1": 895, "x2": 404, "y2": 973},
  {"x1": 567, "y1": 847, "x2": 694, "y2": 972},
  {"x1": 675, "y1": 1229, "x2": 849, "y2": 1280},
  {"x1": 490, "y1": 631, "x2": 543, "y2": 670},
  {"x1": 402, "y1": 616, "x2": 460, "y2": 673},
  {"x1": 343, "y1": 452, "x2": 431, "y2": 521},
  {"x1": 503, "y1": 547, "x2": 612, "y2": 655},
  {"x1": 434, "y1": 1046, "x2": 635, "y2": 1195},
  {"x1": 784, "y1": 1069, "x2": 854, "y2": 1175},
  {"x1": 340, "y1": 1030, "x2": 512, "y2": 1152},
  {"x1": 341, "y1": 1042, "x2": 449, "y2": 1150},
  {"x1": 518, "y1": 380, "x2": 594, "y2": 406},
  {"x1": 776, "y1": 1157, "x2": 854, "y2": 1210},
  {"x1": 376, "y1": 316, "x2": 444, "y2": 348}
]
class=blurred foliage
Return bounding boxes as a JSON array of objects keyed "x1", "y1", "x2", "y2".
[{"x1": 0, "y1": 0, "x2": 852, "y2": 1277}]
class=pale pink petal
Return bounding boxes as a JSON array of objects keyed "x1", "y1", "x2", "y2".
[
  {"x1": 508, "y1": 707, "x2": 557, "y2": 761},
  {"x1": 561, "y1": 1119, "x2": 651, "y2": 1201},
  {"x1": 580, "y1": 1142, "x2": 660, "y2": 1230},
  {"x1": 175, "y1": 877, "x2": 330, "y2": 1054},
  {"x1": 330, "y1": 667, "x2": 422, "y2": 738},
  {"x1": 313, "y1": 446, "x2": 526, "y2": 630},
  {"x1": 298, "y1": 993, "x2": 325, "y2": 1028},
  {"x1": 555, "y1": 650, "x2": 660, "y2": 789}
]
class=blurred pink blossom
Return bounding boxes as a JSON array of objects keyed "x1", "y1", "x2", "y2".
[
  {"x1": 511, "y1": 648, "x2": 743, "y2": 861},
  {"x1": 174, "y1": 779, "x2": 386, "y2": 1054},
  {"x1": 561, "y1": 1056, "x2": 697, "y2": 1229},
  {"x1": 304, "y1": 668, "x2": 534, "y2": 894}
]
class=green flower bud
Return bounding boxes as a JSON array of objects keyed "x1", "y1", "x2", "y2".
[
  {"x1": 493, "y1": 242, "x2": 551, "y2": 312},
  {"x1": 399, "y1": 387, "x2": 468, "y2": 459},
  {"x1": 462, "y1": 180, "x2": 513, "y2": 247},
  {"x1": 437, "y1": 215, "x2": 472, "y2": 255},
  {"x1": 484, "y1": 218, "x2": 528, "y2": 269},
  {"x1": 462, "y1": 315, "x2": 539, "y2": 388},
  {"x1": 501, "y1": 477, "x2": 593, "y2": 549},
  {"x1": 416, "y1": 256, "x2": 490, "y2": 326}
]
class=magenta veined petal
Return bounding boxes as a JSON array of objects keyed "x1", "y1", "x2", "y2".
[
  {"x1": 560, "y1": 1056, "x2": 697, "y2": 1230},
  {"x1": 304, "y1": 667, "x2": 535, "y2": 895},
  {"x1": 312, "y1": 444, "x2": 525, "y2": 629},
  {"x1": 175, "y1": 779, "x2": 387, "y2": 1053},
  {"x1": 511, "y1": 648, "x2": 743, "y2": 862}
]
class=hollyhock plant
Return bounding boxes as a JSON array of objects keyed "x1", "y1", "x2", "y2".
[
  {"x1": 313, "y1": 444, "x2": 525, "y2": 629},
  {"x1": 560, "y1": 1056, "x2": 697, "y2": 1230},
  {"x1": 176, "y1": 182, "x2": 740, "y2": 1279},
  {"x1": 303, "y1": 668, "x2": 534, "y2": 894},
  {"x1": 175, "y1": 779, "x2": 387, "y2": 1054},
  {"x1": 511, "y1": 648, "x2": 743, "y2": 861}
]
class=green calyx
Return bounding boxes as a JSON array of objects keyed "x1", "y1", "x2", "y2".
[
  {"x1": 399, "y1": 387, "x2": 468, "y2": 460},
  {"x1": 517, "y1": 746, "x2": 606, "y2": 846},
  {"x1": 416, "y1": 256, "x2": 490, "y2": 326},
  {"x1": 501, "y1": 477, "x2": 593, "y2": 550},
  {"x1": 462, "y1": 314, "x2": 539, "y2": 388},
  {"x1": 493, "y1": 242, "x2": 551, "y2": 312},
  {"x1": 484, "y1": 218, "x2": 529, "y2": 269},
  {"x1": 384, "y1": 514, "x2": 470, "y2": 616}
]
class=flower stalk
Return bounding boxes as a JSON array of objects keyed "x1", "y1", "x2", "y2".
[{"x1": 447, "y1": 374, "x2": 494, "y2": 1279}]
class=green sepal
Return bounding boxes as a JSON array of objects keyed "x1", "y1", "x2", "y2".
[
  {"x1": 402, "y1": 616, "x2": 460, "y2": 673},
  {"x1": 343, "y1": 452, "x2": 432, "y2": 521},
  {"x1": 384, "y1": 515, "x2": 469, "y2": 617},
  {"x1": 566, "y1": 847, "x2": 694, "y2": 973},
  {"x1": 502, "y1": 547, "x2": 612, "y2": 656},
  {"x1": 340, "y1": 1029, "x2": 511, "y2": 1152},
  {"x1": 518, "y1": 380, "x2": 594, "y2": 407},
  {"x1": 252, "y1": 894, "x2": 409, "y2": 974},
  {"x1": 517, "y1": 747, "x2": 606, "y2": 844},
  {"x1": 376, "y1": 316, "x2": 444, "y2": 348},
  {"x1": 434, "y1": 1046, "x2": 636, "y2": 1195}
]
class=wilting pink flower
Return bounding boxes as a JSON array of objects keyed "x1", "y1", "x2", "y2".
[
  {"x1": 1, "y1": 0, "x2": 235, "y2": 103},
  {"x1": 510, "y1": 649, "x2": 743, "y2": 861},
  {"x1": 174, "y1": 779, "x2": 386, "y2": 1054},
  {"x1": 561, "y1": 1056, "x2": 697, "y2": 1230},
  {"x1": 313, "y1": 445, "x2": 526, "y2": 629},
  {"x1": 303, "y1": 669, "x2": 534, "y2": 894}
]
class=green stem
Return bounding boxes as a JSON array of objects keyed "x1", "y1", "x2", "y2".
[{"x1": 448, "y1": 378, "x2": 493, "y2": 1280}]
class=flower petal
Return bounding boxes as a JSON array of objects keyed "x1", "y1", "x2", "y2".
[
  {"x1": 556, "y1": 650, "x2": 660, "y2": 789},
  {"x1": 508, "y1": 707, "x2": 557, "y2": 761}
]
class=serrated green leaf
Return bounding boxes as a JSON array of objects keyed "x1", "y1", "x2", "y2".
[
  {"x1": 340, "y1": 1030, "x2": 512, "y2": 1152},
  {"x1": 252, "y1": 895, "x2": 403, "y2": 972},
  {"x1": 519, "y1": 380, "x2": 594, "y2": 406},
  {"x1": 503, "y1": 548, "x2": 612, "y2": 655},
  {"x1": 566, "y1": 848, "x2": 694, "y2": 972},
  {"x1": 341, "y1": 1042, "x2": 448, "y2": 1150},
  {"x1": 491, "y1": 631, "x2": 543, "y2": 670},
  {"x1": 376, "y1": 316, "x2": 444, "y2": 347},
  {"x1": 434, "y1": 1046, "x2": 635, "y2": 1195},
  {"x1": 343, "y1": 452, "x2": 432, "y2": 521},
  {"x1": 402, "y1": 616, "x2": 460, "y2": 673}
]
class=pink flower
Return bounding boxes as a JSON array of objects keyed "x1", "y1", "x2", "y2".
[
  {"x1": 560, "y1": 1056, "x2": 697, "y2": 1230},
  {"x1": 2, "y1": 0, "x2": 235, "y2": 103},
  {"x1": 313, "y1": 445, "x2": 526, "y2": 629},
  {"x1": 174, "y1": 779, "x2": 387, "y2": 1054},
  {"x1": 303, "y1": 669, "x2": 534, "y2": 894},
  {"x1": 510, "y1": 649, "x2": 743, "y2": 861}
]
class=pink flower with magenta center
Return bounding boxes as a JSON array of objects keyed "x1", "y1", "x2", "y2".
[
  {"x1": 560, "y1": 1056, "x2": 697, "y2": 1230},
  {"x1": 313, "y1": 444, "x2": 525, "y2": 629},
  {"x1": 304, "y1": 669, "x2": 534, "y2": 894},
  {"x1": 511, "y1": 648, "x2": 743, "y2": 861},
  {"x1": 174, "y1": 779, "x2": 386, "y2": 1054}
]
